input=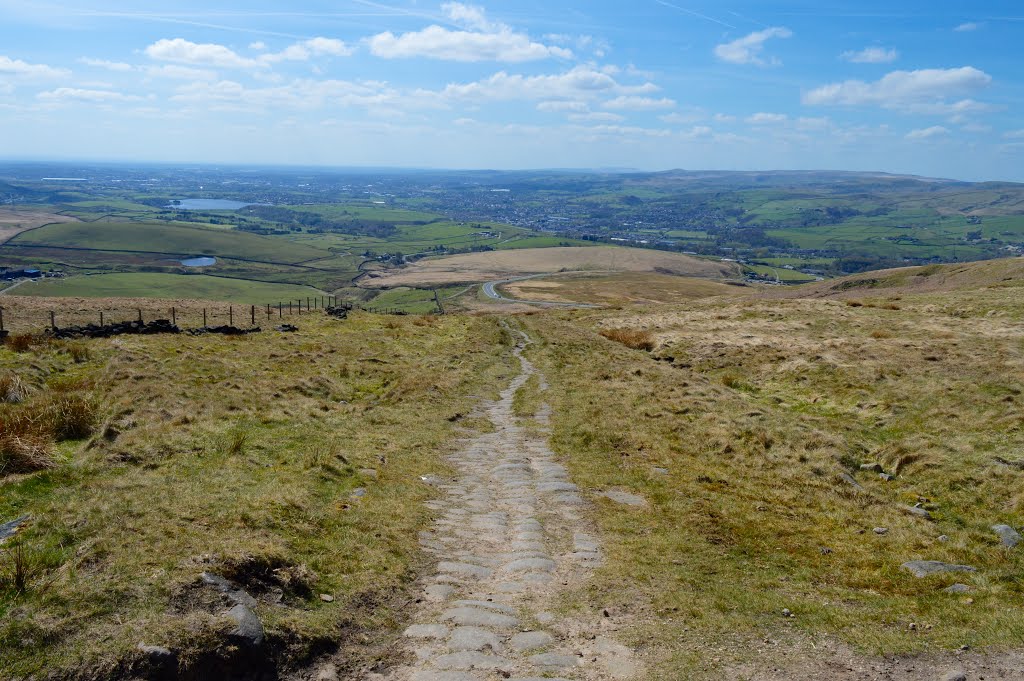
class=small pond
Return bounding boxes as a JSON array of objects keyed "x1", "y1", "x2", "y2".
[{"x1": 180, "y1": 257, "x2": 217, "y2": 267}]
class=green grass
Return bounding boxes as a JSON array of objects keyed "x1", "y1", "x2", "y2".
[
  {"x1": 744, "y1": 264, "x2": 818, "y2": 282},
  {"x1": 15, "y1": 273, "x2": 326, "y2": 304},
  {"x1": 11, "y1": 221, "x2": 329, "y2": 264},
  {"x1": 0, "y1": 310, "x2": 514, "y2": 678}
]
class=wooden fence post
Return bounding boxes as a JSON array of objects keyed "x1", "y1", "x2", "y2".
[
  {"x1": 0, "y1": 307, "x2": 4, "y2": 333},
  {"x1": 137, "y1": 309, "x2": 143, "y2": 324},
  {"x1": 289, "y1": 301, "x2": 293, "y2": 314},
  {"x1": 100, "y1": 311, "x2": 104, "y2": 326},
  {"x1": 229, "y1": 306, "x2": 233, "y2": 326},
  {"x1": 50, "y1": 311, "x2": 56, "y2": 330},
  {"x1": 203, "y1": 308, "x2": 207, "y2": 327},
  {"x1": 278, "y1": 302, "x2": 282, "y2": 318},
  {"x1": 250, "y1": 305, "x2": 255, "y2": 327},
  {"x1": 171, "y1": 307, "x2": 176, "y2": 326}
]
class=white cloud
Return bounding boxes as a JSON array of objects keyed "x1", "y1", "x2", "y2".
[
  {"x1": 145, "y1": 65, "x2": 218, "y2": 81},
  {"x1": 37, "y1": 87, "x2": 141, "y2": 103},
  {"x1": 602, "y1": 95, "x2": 675, "y2": 111},
  {"x1": 906, "y1": 125, "x2": 949, "y2": 140},
  {"x1": 368, "y1": 5, "x2": 571, "y2": 62},
  {"x1": 803, "y1": 67, "x2": 992, "y2": 113},
  {"x1": 568, "y1": 111, "x2": 625, "y2": 123},
  {"x1": 438, "y1": 66, "x2": 657, "y2": 102},
  {"x1": 169, "y1": 78, "x2": 412, "y2": 113},
  {"x1": 261, "y1": 38, "x2": 354, "y2": 63},
  {"x1": 537, "y1": 100, "x2": 588, "y2": 113},
  {"x1": 659, "y1": 109, "x2": 705, "y2": 125},
  {"x1": 146, "y1": 38, "x2": 264, "y2": 69},
  {"x1": 840, "y1": 47, "x2": 899, "y2": 64},
  {"x1": 714, "y1": 27, "x2": 792, "y2": 66},
  {"x1": 78, "y1": 58, "x2": 133, "y2": 72},
  {"x1": 954, "y1": 22, "x2": 981, "y2": 32},
  {"x1": 249, "y1": 42, "x2": 267, "y2": 51},
  {"x1": 0, "y1": 55, "x2": 69, "y2": 79},
  {"x1": 746, "y1": 112, "x2": 788, "y2": 124},
  {"x1": 1004, "y1": 129, "x2": 1024, "y2": 139}
]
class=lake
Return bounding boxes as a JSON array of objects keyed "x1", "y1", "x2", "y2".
[
  {"x1": 180, "y1": 257, "x2": 217, "y2": 267},
  {"x1": 168, "y1": 199, "x2": 250, "y2": 210}
]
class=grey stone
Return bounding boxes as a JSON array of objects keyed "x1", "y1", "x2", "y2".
[
  {"x1": 942, "y1": 672, "x2": 967, "y2": 681},
  {"x1": 943, "y1": 583, "x2": 972, "y2": 594},
  {"x1": 405, "y1": 624, "x2": 450, "y2": 639},
  {"x1": 438, "y1": 562, "x2": 493, "y2": 580},
  {"x1": 879, "y1": 473, "x2": 895, "y2": 482},
  {"x1": 225, "y1": 604, "x2": 264, "y2": 646},
  {"x1": 0, "y1": 515, "x2": 29, "y2": 545},
  {"x1": 598, "y1": 490, "x2": 648, "y2": 507},
  {"x1": 314, "y1": 663, "x2": 339, "y2": 681},
  {"x1": 900, "y1": 505, "x2": 933, "y2": 520},
  {"x1": 359, "y1": 468, "x2": 378, "y2": 479},
  {"x1": 901, "y1": 561, "x2": 977, "y2": 578},
  {"x1": 652, "y1": 467, "x2": 670, "y2": 475},
  {"x1": 450, "y1": 599, "x2": 511, "y2": 612},
  {"x1": 992, "y1": 524, "x2": 1021, "y2": 548},
  {"x1": 137, "y1": 643, "x2": 175, "y2": 660},
  {"x1": 537, "y1": 481, "x2": 578, "y2": 493},
  {"x1": 425, "y1": 584, "x2": 457, "y2": 601},
  {"x1": 839, "y1": 472, "x2": 863, "y2": 491},
  {"x1": 410, "y1": 672, "x2": 483, "y2": 681},
  {"x1": 441, "y1": 607, "x2": 519, "y2": 629},
  {"x1": 503, "y1": 557, "x2": 557, "y2": 573},
  {"x1": 860, "y1": 463, "x2": 884, "y2": 473},
  {"x1": 873, "y1": 527, "x2": 889, "y2": 535},
  {"x1": 433, "y1": 651, "x2": 511, "y2": 671},
  {"x1": 528, "y1": 652, "x2": 579, "y2": 669},
  {"x1": 448, "y1": 626, "x2": 504, "y2": 653},
  {"x1": 536, "y1": 611, "x2": 557, "y2": 624},
  {"x1": 351, "y1": 487, "x2": 367, "y2": 498},
  {"x1": 509, "y1": 631, "x2": 554, "y2": 652},
  {"x1": 200, "y1": 572, "x2": 258, "y2": 608}
]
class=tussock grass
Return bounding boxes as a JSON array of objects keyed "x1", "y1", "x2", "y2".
[
  {"x1": 599, "y1": 327, "x2": 656, "y2": 351},
  {"x1": 0, "y1": 309, "x2": 513, "y2": 678},
  {"x1": 522, "y1": 285, "x2": 1024, "y2": 677},
  {"x1": 5, "y1": 334, "x2": 37, "y2": 353},
  {"x1": 0, "y1": 374, "x2": 27, "y2": 403}
]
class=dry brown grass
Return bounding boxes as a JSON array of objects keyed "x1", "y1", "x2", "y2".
[
  {"x1": 0, "y1": 433, "x2": 54, "y2": 475},
  {"x1": 5, "y1": 334, "x2": 37, "y2": 353},
  {"x1": 0, "y1": 374, "x2": 27, "y2": 403},
  {"x1": 600, "y1": 327, "x2": 656, "y2": 351}
]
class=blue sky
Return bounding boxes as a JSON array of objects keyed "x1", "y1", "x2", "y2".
[{"x1": 0, "y1": 0, "x2": 1021, "y2": 180}]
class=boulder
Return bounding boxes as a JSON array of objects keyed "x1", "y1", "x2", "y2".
[
  {"x1": 992, "y1": 524, "x2": 1021, "y2": 549},
  {"x1": 901, "y1": 560, "x2": 976, "y2": 578},
  {"x1": 225, "y1": 604, "x2": 264, "y2": 647}
]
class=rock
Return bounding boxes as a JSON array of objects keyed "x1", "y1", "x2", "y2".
[
  {"x1": 448, "y1": 626, "x2": 504, "y2": 653},
  {"x1": 225, "y1": 604, "x2": 264, "y2": 647},
  {"x1": 879, "y1": 473, "x2": 895, "y2": 482},
  {"x1": 319, "y1": 593, "x2": 334, "y2": 602},
  {"x1": 839, "y1": 472, "x2": 863, "y2": 491},
  {"x1": 944, "y1": 583, "x2": 972, "y2": 594},
  {"x1": 992, "y1": 524, "x2": 1021, "y2": 548},
  {"x1": 874, "y1": 527, "x2": 889, "y2": 535},
  {"x1": 438, "y1": 562, "x2": 493, "y2": 580},
  {"x1": 942, "y1": 672, "x2": 968, "y2": 681},
  {"x1": 652, "y1": 467, "x2": 670, "y2": 475},
  {"x1": 137, "y1": 643, "x2": 175, "y2": 660},
  {"x1": 351, "y1": 487, "x2": 367, "y2": 498},
  {"x1": 0, "y1": 515, "x2": 29, "y2": 545},
  {"x1": 404, "y1": 624, "x2": 449, "y2": 639},
  {"x1": 781, "y1": 608, "x2": 793, "y2": 617},
  {"x1": 598, "y1": 489, "x2": 648, "y2": 507},
  {"x1": 900, "y1": 505, "x2": 933, "y2": 520},
  {"x1": 860, "y1": 463, "x2": 885, "y2": 473},
  {"x1": 938, "y1": 534, "x2": 950, "y2": 542},
  {"x1": 901, "y1": 560, "x2": 977, "y2": 578},
  {"x1": 433, "y1": 651, "x2": 510, "y2": 671},
  {"x1": 314, "y1": 664, "x2": 339, "y2": 681},
  {"x1": 509, "y1": 631, "x2": 554, "y2": 652},
  {"x1": 528, "y1": 652, "x2": 579, "y2": 669},
  {"x1": 200, "y1": 572, "x2": 257, "y2": 608},
  {"x1": 441, "y1": 607, "x2": 519, "y2": 629},
  {"x1": 359, "y1": 468, "x2": 379, "y2": 479},
  {"x1": 275, "y1": 324, "x2": 299, "y2": 332},
  {"x1": 502, "y1": 557, "x2": 557, "y2": 573}
]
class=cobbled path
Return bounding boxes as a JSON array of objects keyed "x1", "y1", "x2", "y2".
[{"x1": 374, "y1": 330, "x2": 636, "y2": 681}]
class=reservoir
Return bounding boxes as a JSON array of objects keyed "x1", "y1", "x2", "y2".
[
  {"x1": 180, "y1": 257, "x2": 217, "y2": 267},
  {"x1": 168, "y1": 199, "x2": 250, "y2": 210}
]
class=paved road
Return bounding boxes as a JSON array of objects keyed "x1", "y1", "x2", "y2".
[{"x1": 482, "y1": 274, "x2": 597, "y2": 308}]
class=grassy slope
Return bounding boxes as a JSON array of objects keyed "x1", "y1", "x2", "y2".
[
  {"x1": 11, "y1": 221, "x2": 328, "y2": 264},
  {"x1": 520, "y1": 277, "x2": 1024, "y2": 677},
  {"x1": 15, "y1": 273, "x2": 327, "y2": 305},
  {"x1": 0, "y1": 312, "x2": 514, "y2": 678}
]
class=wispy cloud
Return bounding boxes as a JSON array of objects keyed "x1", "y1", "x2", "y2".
[
  {"x1": 954, "y1": 22, "x2": 982, "y2": 32},
  {"x1": 840, "y1": 47, "x2": 899, "y2": 64},
  {"x1": 0, "y1": 55, "x2": 69, "y2": 79},
  {"x1": 803, "y1": 67, "x2": 992, "y2": 113},
  {"x1": 714, "y1": 27, "x2": 792, "y2": 66},
  {"x1": 906, "y1": 125, "x2": 949, "y2": 140},
  {"x1": 651, "y1": 0, "x2": 735, "y2": 28}
]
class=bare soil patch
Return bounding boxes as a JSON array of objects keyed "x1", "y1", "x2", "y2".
[
  {"x1": 361, "y1": 247, "x2": 739, "y2": 289},
  {"x1": 503, "y1": 271, "x2": 741, "y2": 305}
]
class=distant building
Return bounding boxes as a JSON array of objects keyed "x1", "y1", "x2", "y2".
[{"x1": 1, "y1": 268, "x2": 42, "y2": 280}]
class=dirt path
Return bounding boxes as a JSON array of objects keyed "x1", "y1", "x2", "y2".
[{"x1": 369, "y1": 327, "x2": 639, "y2": 681}]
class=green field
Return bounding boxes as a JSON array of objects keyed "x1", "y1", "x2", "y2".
[
  {"x1": 744, "y1": 263, "x2": 819, "y2": 282},
  {"x1": 11, "y1": 221, "x2": 328, "y2": 264},
  {"x1": 16, "y1": 272, "x2": 325, "y2": 304}
]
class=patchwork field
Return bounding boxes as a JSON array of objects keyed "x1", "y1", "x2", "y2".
[
  {"x1": 498, "y1": 272, "x2": 742, "y2": 306},
  {"x1": 0, "y1": 208, "x2": 78, "y2": 244},
  {"x1": 362, "y1": 246, "x2": 740, "y2": 288}
]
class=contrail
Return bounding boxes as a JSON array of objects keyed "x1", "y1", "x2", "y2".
[{"x1": 652, "y1": 0, "x2": 736, "y2": 29}]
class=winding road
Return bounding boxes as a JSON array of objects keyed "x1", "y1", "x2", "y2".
[{"x1": 482, "y1": 274, "x2": 597, "y2": 309}]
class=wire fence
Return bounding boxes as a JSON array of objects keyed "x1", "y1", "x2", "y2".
[{"x1": 0, "y1": 295, "x2": 424, "y2": 338}]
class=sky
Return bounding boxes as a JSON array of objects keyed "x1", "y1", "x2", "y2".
[{"x1": 0, "y1": 0, "x2": 1022, "y2": 180}]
